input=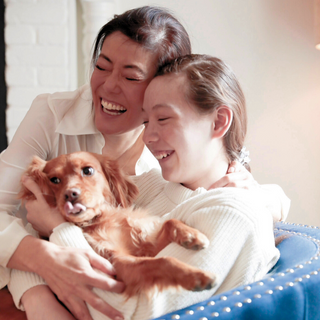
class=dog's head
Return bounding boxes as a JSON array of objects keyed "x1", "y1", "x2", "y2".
[{"x1": 20, "y1": 152, "x2": 139, "y2": 224}]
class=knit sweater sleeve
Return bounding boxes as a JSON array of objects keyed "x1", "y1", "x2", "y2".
[
  {"x1": 8, "y1": 224, "x2": 47, "y2": 311},
  {"x1": 259, "y1": 184, "x2": 291, "y2": 221}
]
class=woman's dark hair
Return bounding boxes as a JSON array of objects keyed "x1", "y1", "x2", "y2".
[
  {"x1": 91, "y1": 6, "x2": 191, "y2": 71},
  {"x1": 158, "y1": 54, "x2": 250, "y2": 171}
]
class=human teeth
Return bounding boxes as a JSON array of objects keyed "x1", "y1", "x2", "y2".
[
  {"x1": 101, "y1": 100, "x2": 126, "y2": 112},
  {"x1": 155, "y1": 153, "x2": 170, "y2": 160}
]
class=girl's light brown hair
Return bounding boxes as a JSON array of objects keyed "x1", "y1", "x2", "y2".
[{"x1": 158, "y1": 54, "x2": 250, "y2": 170}]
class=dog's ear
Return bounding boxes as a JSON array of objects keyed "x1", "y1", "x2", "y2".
[
  {"x1": 19, "y1": 156, "x2": 56, "y2": 207},
  {"x1": 96, "y1": 155, "x2": 139, "y2": 208}
]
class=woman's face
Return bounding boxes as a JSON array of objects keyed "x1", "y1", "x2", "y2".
[
  {"x1": 91, "y1": 31, "x2": 158, "y2": 136},
  {"x1": 142, "y1": 74, "x2": 216, "y2": 190}
]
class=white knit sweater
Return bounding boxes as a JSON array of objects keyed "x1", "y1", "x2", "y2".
[{"x1": 9, "y1": 169, "x2": 288, "y2": 320}]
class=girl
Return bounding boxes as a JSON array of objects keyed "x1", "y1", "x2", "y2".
[{"x1": 12, "y1": 54, "x2": 289, "y2": 320}]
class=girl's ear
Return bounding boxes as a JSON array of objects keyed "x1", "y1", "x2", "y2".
[{"x1": 212, "y1": 106, "x2": 233, "y2": 139}]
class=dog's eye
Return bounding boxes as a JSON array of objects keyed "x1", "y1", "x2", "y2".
[
  {"x1": 82, "y1": 167, "x2": 95, "y2": 176},
  {"x1": 50, "y1": 177, "x2": 61, "y2": 184}
]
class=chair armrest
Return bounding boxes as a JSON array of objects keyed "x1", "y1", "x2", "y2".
[{"x1": 153, "y1": 221, "x2": 320, "y2": 320}]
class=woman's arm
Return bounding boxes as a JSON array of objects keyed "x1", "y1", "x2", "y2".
[
  {"x1": 131, "y1": 189, "x2": 278, "y2": 320},
  {"x1": 8, "y1": 178, "x2": 125, "y2": 320},
  {"x1": 0, "y1": 94, "x2": 55, "y2": 272},
  {"x1": 1, "y1": 95, "x2": 125, "y2": 320}
]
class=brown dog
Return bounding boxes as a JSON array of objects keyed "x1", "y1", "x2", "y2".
[{"x1": 20, "y1": 151, "x2": 215, "y2": 297}]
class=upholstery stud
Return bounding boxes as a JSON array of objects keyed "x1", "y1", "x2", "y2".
[
  {"x1": 185, "y1": 310, "x2": 194, "y2": 315},
  {"x1": 275, "y1": 285, "x2": 284, "y2": 290},
  {"x1": 211, "y1": 312, "x2": 219, "y2": 317}
]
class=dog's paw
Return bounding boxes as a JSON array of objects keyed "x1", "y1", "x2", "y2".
[
  {"x1": 179, "y1": 231, "x2": 209, "y2": 251},
  {"x1": 183, "y1": 270, "x2": 216, "y2": 292}
]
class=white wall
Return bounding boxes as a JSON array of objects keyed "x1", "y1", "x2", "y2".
[
  {"x1": 118, "y1": 0, "x2": 320, "y2": 226},
  {"x1": 5, "y1": 0, "x2": 320, "y2": 226},
  {"x1": 5, "y1": 0, "x2": 77, "y2": 141}
]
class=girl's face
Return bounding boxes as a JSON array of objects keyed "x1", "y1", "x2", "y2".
[
  {"x1": 143, "y1": 74, "x2": 217, "y2": 190},
  {"x1": 91, "y1": 31, "x2": 158, "y2": 136}
]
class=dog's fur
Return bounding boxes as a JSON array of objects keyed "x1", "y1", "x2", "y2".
[{"x1": 20, "y1": 151, "x2": 215, "y2": 297}]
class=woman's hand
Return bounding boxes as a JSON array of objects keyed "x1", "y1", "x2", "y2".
[
  {"x1": 22, "y1": 175, "x2": 66, "y2": 237},
  {"x1": 209, "y1": 161, "x2": 258, "y2": 190}
]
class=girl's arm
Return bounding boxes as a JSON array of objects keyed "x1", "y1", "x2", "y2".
[
  {"x1": 209, "y1": 161, "x2": 290, "y2": 221},
  {"x1": 131, "y1": 189, "x2": 278, "y2": 320},
  {"x1": 22, "y1": 285, "x2": 76, "y2": 320}
]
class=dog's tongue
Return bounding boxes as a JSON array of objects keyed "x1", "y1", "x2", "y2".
[{"x1": 64, "y1": 201, "x2": 87, "y2": 216}]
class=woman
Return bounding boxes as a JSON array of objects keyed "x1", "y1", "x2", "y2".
[
  {"x1": 2, "y1": 6, "x2": 252, "y2": 320},
  {"x1": 12, "y1": 54, "x2": 289, "y2": 320},
  {"x1": 0, "y1": 6, "x2": 194, "y2": 320}
]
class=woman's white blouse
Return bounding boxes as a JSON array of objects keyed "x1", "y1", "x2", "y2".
[{"x1": 0, "y1": 84, "x2": 159, "y2": 288}]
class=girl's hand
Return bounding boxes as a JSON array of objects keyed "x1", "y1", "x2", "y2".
[
  {"x1": 9, "y1": 236, "x2": 125, "y2": 320},
  {"x1": 209, "y1": 161, "x2": 258, "y2": 190},
  {"x1": 38, "y1": 244, "x2": 125, "y2": 320},
  {"x1": 22, "y1": 175, "x2": 66, "y2": 237},
  {"x1": 22, "y1": 285, "x2": 76, "y2": 320}
]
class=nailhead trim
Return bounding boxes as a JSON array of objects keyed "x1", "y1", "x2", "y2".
[{"x1": 158, "y1": 223, "x2": 320, "y2": 319}]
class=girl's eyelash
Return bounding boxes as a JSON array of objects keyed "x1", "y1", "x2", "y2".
[
  {"x1": 159, "y1": 118, "x2": 169, "y2": 121},
  {"x1": 96, "y1": 65, "x2": 104, "y2": 71},
  {"x1": 126, "y1": 78, "x2": 139, "y2": 81}
]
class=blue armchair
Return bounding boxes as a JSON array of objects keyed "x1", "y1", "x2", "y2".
[{"x1": 154, "y1": 221, "x2": 320, "y2": 320}]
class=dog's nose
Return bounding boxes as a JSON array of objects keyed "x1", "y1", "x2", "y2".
[{"x1": 65, "y1": 188, "x2": 81, "y2": 202}]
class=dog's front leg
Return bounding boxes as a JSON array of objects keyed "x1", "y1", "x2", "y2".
[
  {"x1": 112, "y1": 254, "x2": 215, "y2": 298},
  {"x1": 153, "y1": 219, "x2": 210, "y2": 255}
]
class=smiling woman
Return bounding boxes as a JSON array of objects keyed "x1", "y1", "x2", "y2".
[
  {"x1": 91, "y1": 31, "x2": 158, "y2": 137},
  {"x1": 0, "y1": 6, "x2": 193, "y2": 320}
]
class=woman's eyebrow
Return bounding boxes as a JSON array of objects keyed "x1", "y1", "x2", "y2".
[{"x1": 99, "y1": 53, "x2": 146, "y2": 76}]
